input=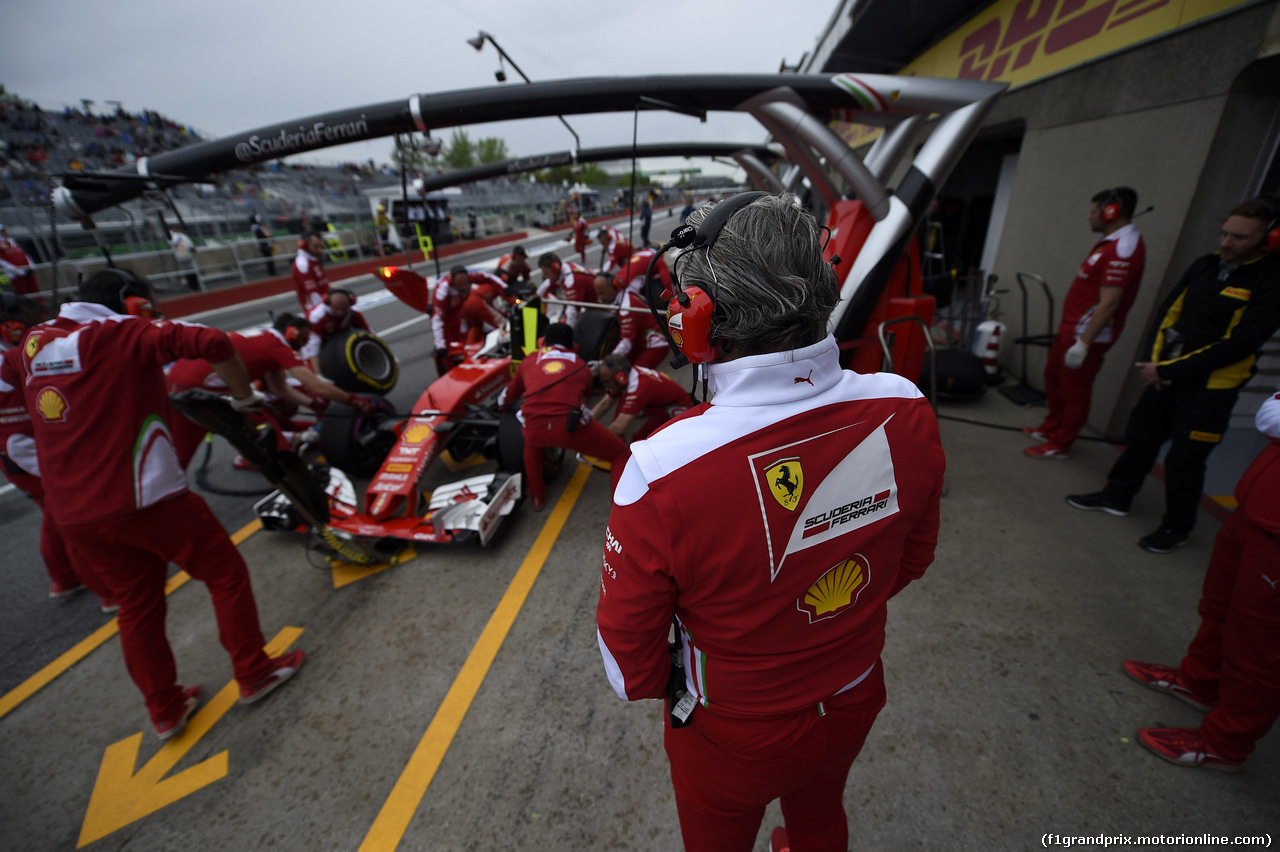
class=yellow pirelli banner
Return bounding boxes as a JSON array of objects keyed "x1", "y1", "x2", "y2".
[{"x1": 837, "y1": 0, "x2": 1253, "y2": 145}]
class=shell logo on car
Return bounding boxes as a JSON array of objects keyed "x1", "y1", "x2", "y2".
[{"x1": 403, "y1": 424, "x2": 433, "y2": 444}]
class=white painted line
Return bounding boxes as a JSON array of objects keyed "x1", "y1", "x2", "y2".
[
  {"x1": 0, "y1": 482, "x2": 16, "y2": 497},
  {"x1": 377, "y1": 315, "x2": 429, "y2": 338}
]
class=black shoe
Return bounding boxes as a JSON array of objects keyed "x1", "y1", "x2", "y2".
[
  {"x1": 1065, "y1": 491, "x2": 1129, "y2": 516},
  {"x1": 1139, "y1": 526, "x2": 1189, "y2": 554}
]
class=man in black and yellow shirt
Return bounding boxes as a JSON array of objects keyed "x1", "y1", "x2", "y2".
[{"x1": 1068, "y1": 198, "x2": 1280, "y2": 553}]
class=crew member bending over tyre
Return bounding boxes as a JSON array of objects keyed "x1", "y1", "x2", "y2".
[
  {"x1": 590, "y1": 356, "x2": 693, "y2": 441},
  {"x1": 594, "y1": 271, "x2": 669, "y2": 370},
  {"x1": 13, "y1": 269, "x2": 305, "y2": 741},
  {"x1": 498, "y1": 322, "x2": 626, "y2": 510}
]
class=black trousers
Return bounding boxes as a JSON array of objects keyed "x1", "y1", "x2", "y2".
[{"x1": 1104, "y1": 383, "x2": 1239, "y2": 534}]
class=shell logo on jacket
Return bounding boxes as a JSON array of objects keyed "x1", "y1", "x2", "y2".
[
  {"x1": 798, "y1": 555, "x2": 869, "y2": 623},
  {"x1": 35, "y1": 388, "x2": 68, "y2": 422}
]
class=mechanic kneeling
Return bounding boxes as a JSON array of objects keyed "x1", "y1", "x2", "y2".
[
  {"x1": 589, "y1": 355, "x2": 694, "y2": 441},
  {"x1": 14, "y1": 269, "x2": 306, "y2": 740},
  {"x1": 498, "y1": 322, "x2": 627, "y2": 510}
]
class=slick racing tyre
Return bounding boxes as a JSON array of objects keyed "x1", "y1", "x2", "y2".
[
  {"x1": 318, "y1": 400, "x2": 398, "y2": 477},
  {"x1": 320, "y1": 329, "x2": 399, "y2": 394},
  {"x1": 496, "y1": 407, "x2": 563, "y2": 484},
  {"x1": 573, "y1": 310, "x2": 620, "y2": 362}
]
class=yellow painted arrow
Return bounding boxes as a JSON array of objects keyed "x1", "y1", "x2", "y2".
[{"x1": 77, "y1": 626, "x2": 304, "y2": 848}]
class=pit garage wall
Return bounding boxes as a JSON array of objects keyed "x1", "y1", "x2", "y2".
[{"x1": 979, "y1": 0, "x2": 1280, "y2": 437}]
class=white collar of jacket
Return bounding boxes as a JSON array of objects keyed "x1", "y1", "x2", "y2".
[
  {"x1": 706, "y1": 334, "x2": 840, "y2": 405},
  {"x1": 60, "y1": 301, "x2": 130, "y2": 323}
]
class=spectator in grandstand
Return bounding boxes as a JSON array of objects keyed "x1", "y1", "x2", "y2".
[
  {"x1": 251, "y1": 215, "x2": 275, "y2": 277},
  {"x1": 589, "y1": 356, "x2": 693, "y2": 441},
  {"x1": 497, "y1": 322, "x2": 626, "y2": 511},
  {"x1": 167, "y1": 224, "x2": 199, "y2": 291},
  {"x1": 1122, "y1": 388, "x2": 1280, "y2": 773},
  {"x1": 9, "y1": 268, "x2": 305, "y2": 740},
  {"x1": 292, "y1": 231, "x2": 329, "y2": 311}
]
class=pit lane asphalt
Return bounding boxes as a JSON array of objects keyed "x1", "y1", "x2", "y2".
[{"x1": 4, "y1": 212, "x2": 1277, "y2": 850}]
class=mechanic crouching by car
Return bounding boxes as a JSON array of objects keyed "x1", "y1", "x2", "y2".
[
  {"x1": 593, "y1": 271, "x2": 670, "y2": 370},
  {"x1": 589, "y1": 355, "x2": 693, "y2": 441},
  {"x1": 13, "y1": 269, "x2": 306, "y2": 740},
  {"x1": 595, "y1": 193, "x2": 945, "y2": 852},
  {"x1": 498, "y1": 322, "x2": 627, "y2": 510},
  {"x1": 166, "y1": 312, "x2": 379, "y2": 469},
  {"x1": 537, "y1": 251, "x2": 596, "y2": 324},
  {"x1": 301, "y1": 288, "x2": 369, "y2": 370}
]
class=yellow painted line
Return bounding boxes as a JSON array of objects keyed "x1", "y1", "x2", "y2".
[
  {"x1": 332, "y1": 545, "x2": 417, "y2": 589},
  {"x1": 1210, "y1": 494, "x2": 1238, "y2": 509},
  {"x1": 358, "y1": 463, "x2": 593, "y2": 852},
  {"x1": 0, "y1": 518, "x2": 262, "y2": 721}
]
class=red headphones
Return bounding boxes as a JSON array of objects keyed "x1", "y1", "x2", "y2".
[
  {"x1": 1257, "y1": 197, "x2": 1280, "y2": 253},
  {"x1": 602, "y1": 355, "x2": 629, "y2": 389},
  {"x1": 284, "y1": 323, "x2": 307, "y2": 346},
  {"x1": 124, "y1": 296, "x2": 155, "y2": 318},
  {"x1": 657, "y1": 192, "x2": 768, "y2": 365},
  {"x1": 1, "y1": 319, "x2": 24, "y2": 345},
  {"x1": 1100, "y1": 189, "x2": 1123, "y2": 224}
]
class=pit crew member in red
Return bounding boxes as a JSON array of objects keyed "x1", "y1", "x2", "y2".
[
  {"x1": 431, "y1": 266, "x2": 474, "y2": 373},
  {"x1": 17, "y1": 269, "x2": 305, "y2": 740},
  {"x1": 593, "y1": 271, "x2": 669, "y2": 370},
  {"x1": 1124, "y1": 388, "x2": 1280, "y2": 772},
  {"x1": 596, "y1": 194, "x2": 944, "y2": 852},
  {"x1": 1026, "y1": 188, "x2": 1145, "y2": 459},
  {"x1": 613, "y1": 245, "x2": 672, "y2": 298},
  {"x1": 595, "y1": 224, "x2": 632, "y2": 274},
  {"x1": 498, "y1": 322, "x2": 626, "y2": 510},
  {"x1": 536, "y1": 252, "x2": 597, "y2": 324},
  {"x1": 302, "y1": 288, "x2": 370, "y2": 366},
  {"x1": 166, "y1": 312, "x2": 375, "y2": 468},
  {"x1": 0, "y1": 224, "x2": 37, "y2": 296},
  {"x1": 291, "y1": 230, "x2": 330, "y2": 312},
  {"x1": 589, "y1": 356, "x2": 692, "y2": 441},
  {"x1": 568, "y1": 213, "x2": 590, "y2": 265},
  {"x1": 494, "y1": 245, "x2": 532, "y2": 285}
]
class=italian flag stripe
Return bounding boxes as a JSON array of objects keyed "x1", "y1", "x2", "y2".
[{"x1": 832, "y1": 74, "x2": 887, "y2": 111}]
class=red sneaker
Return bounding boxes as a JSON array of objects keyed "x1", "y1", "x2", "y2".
[
  {"x1": 154, "y1": 685, "x2": 202, "y2": 740},
  {"x1": 48, "y1": 580, "x2": 86, "y2": 599},
  {"x1": 1022, "y1": 426, "x2": 1047, "y2": 441},
  {"x1": 100, "y1": 598, "x2": 119, "y2": 614},
  {"x1": 1122, "y1": 660, "x2": 1218, "y2": 712},
  {"x1": 770, "y1": 827, "x2": 790, "y2": 852},
  {"x1": 530, "y1": 494, "x2": 546, "y2": 512},
  {"x1": 1024, "y1": 441, "x2": 1070, "y2": 459},
  {"x1": 1137, "y1": 727, "x2": 1242, "y2": 773},
  {"x1": 239, "y1": 649, "x2": 306, "y2": 705}
]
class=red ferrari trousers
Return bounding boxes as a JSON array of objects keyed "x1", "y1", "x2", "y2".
[
  {"x1": 522, "y1": 418, "x2": 626, "y2": 501},
  {"x1": 1039, "y1": 332, "x2": 1109, "y2": 448},
  {"x1": 633, "y1": 346, "x2": 670, "y2": 371},
  {"x1": 665, "y1": 664, "x2": 886, "y2": 852},
  {"x1": 1179, "y1": 510, "x2": 1280, "y2": 761},
  {"x1": 61, "y1": 491, "x2": 275, "y2": 724}
]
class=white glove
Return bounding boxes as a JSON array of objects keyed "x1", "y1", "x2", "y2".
[
  {"x1": 1064, "y1": 339, "x2": 1089, "y2": 370},
  {"x1": 230, "y1": 388, "x2": 268, "y2": 412}
]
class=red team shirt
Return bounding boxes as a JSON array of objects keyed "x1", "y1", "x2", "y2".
[
  {"x1": 597, "y1": 336, "x2": 944, "y2": 717},
  {"x1": 613, "y1": 247, "x2": 672, "y2": 295},
  {"x1": 598, "y1": 225, "x2": 633, "y2": 274},
  {"x1": 1060, "y1": 224, "x2": 1145, "y2": 344},
  {"x1": 292, "y1": 248, "x2": 330, "y2": 312},
  {"x1": 501, "y1": 344, "x2": 593, "y2": 430},
  {"x1": 167, "y1": 328, "x2": 304, "y2": 392},
  {"x1": 613, "y1": 366, "x2": 691, "y2": 417},
  {"x1": 13, "y1": 303, "x2": 235, "y2": 525},
  {"x1": 612, "y1": 290, "x2": 665, "y2": 360}
]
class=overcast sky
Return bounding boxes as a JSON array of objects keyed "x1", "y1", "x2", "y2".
[{"x1": 6, "y1": 0, "x2": 836, "y2": 179}]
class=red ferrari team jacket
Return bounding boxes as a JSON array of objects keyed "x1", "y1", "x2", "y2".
[
  {"x1": 292, "y1": 248, "x2": 330, "y2": 312},
  {"x1": 1060, "y1": 224, "x2": 1145, "y2": 344},
  {"x1": 612, "y1": 290, "x2": 665, "y2": 359},
  {"x1": 167, "y1": 328, "x2": 304, "y2": 391},
  {"x1": 15, "y1": 303, "x2": 234, "y2": 525},
  {"x1": 597, "y1": 335, "x2": 945, "y2": 718},
  {"x1": 614, "y1": 366, "x2": 691, "y2": 417},
  {"x1": 501, "y1": 344, "x2": 593, "y2": 431}
]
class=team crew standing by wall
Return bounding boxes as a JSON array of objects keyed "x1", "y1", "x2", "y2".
[
  {"x1": 1025, "y1": 187, "x2": 1145, "y2": 459},
  {"x1": 1068, "y1": 198, "x2": 1280, "y2": 553}
]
